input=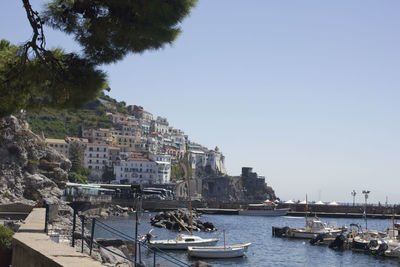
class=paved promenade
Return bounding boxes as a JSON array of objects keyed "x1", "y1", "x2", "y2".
[{"x1": 12, "y1": 208, "x2": 105, "y2": 267}]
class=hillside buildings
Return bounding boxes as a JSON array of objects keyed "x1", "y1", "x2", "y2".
[{"x1": 45, "y1": 104, "x2": 226, "y2": 185}]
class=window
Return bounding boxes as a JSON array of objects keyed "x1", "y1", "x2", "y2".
[
  {"x1": 89, "y1": 166, "x2": 92, "y2": 169},
  {"x1": 104, "y1": 148, "x2": 106, "y2": 152},
  {"x1": 97, "y1": 147, "x2": 99, "y2": 151},
  {"x1": 89, "y1": 147, "x2": 93, "y2": 151}
]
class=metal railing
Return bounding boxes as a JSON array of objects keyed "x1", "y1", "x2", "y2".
[{"x1": 71, "y1": 211, "x2": 190, "y2": 267}]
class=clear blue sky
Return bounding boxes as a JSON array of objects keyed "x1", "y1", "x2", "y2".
[{"x1": 1, "y1": 1, "x2": 399, "y2": 204}]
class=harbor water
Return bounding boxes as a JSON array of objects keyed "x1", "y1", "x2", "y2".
[{"x1": 96, "y1": 213, "x2": 399, "y2": 266}]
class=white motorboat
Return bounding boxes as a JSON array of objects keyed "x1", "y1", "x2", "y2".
[
  {"x1": 188, "y1": 246, "x2": 245, "y2": 259},
  {"x1": 239, "y1": 203, "x2": 289, "y2": 216},
  {"x1": 352, "y1": 230, "x2": 387, "y2": 251},
  {"x1": 148, "y1": 234, "x2": 219, "y2": 250},
  {"x1": 285, "y1": 218, "x2": 346, "y2": 239},
  {"x1": 384, "y1": 240, "x2": 400, "y2": 257}
]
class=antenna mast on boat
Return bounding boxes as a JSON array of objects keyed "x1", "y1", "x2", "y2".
[
  {"x1": 305, "y1": 194, "x2": 308, "y2": 228},
  {"x1": 184, "y1": 148, "x2": 193, "y2": 235},
  {"x1": 186, "y1": 175, "x2": 193, "y2": 235}
]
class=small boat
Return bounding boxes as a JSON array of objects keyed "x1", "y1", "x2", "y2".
[
  {"x1": 239, "y1": 202, "x2": 288, "y2": 216},
  {"x1": 188, "y1": 229, "x2": 251, "y2": 259},
  {"x1": 273, "y1": 218, "x2": 346, "y2": 239},
  {"x1": 188, "y1": 246, "x2": 245, "y2": 259},
  {"x1": 352, "y1": 230, "x2": 387, "y2": 251},
  {"x1": 287, "y1": 218, "x2": 346, "y2": 239},
  {"x1": 384, "y1": 240, "x2": 400, "y2": 257},
  {"x1": 148, "y1": 234, "x2": 219, "y2": 250},
  {"x1": 190, "y1": 242, "x2": 252, "y2": 252}
]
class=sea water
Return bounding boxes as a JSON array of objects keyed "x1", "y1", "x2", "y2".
[{"x1": 96, "y1": 213, "x2": 399, "y2": 266}]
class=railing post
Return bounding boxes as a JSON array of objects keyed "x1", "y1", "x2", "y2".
[
  {"x1": 138, "y1": 241, "x2": 141, "y2": 264},
  {"x1": 89, "y1": 218, "x2": 96, "y2": 256},
  {"x1": 153, "y1": 250, "x2": 156, "y2": 267},
  {"x1": 44, "y1": 205, "x2": 49, "y2": 233},
  {"x1": 72, "y1": 208, "x2": 77, "y2": 247},
  {"x1": 134, "y1": 209, "x2": 138, "y2": 266},
  {"x1": 81, "y1": 215, "x2": 85, "y2": 253}
]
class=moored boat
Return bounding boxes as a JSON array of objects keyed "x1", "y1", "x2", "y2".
[
  {"x1": 239, "y1": 203, "x2": 289, "y2": 216},
  {"x1": 188, "y1": 246, "x2": 245, "y2": 259},
  {"x1": 273, "y1": 218, "x2": 347, "y2": 239},
  {"x1": 148, "y1": 234, "x2": 219, "y2": 250},
  {"x1": 286, "y1": 218, "x2": 346, "y2": 239},
  {"x1": 190, "y1": 242, "x2": 252, "y2": 252}
]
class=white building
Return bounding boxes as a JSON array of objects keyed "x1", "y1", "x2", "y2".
[
  {"x1": 114, "y1": 154, "x2": 171, "y2": 184},
  {"x1": 114, "y1": 158, "x2": 157, "y2": 184},
  {"x1": 149, "y1": 154, "x2": 171, "y2": 184},
  {"x1": 188, "y1": 147, "x2": 226, "y2": 175},
  {"x1": 151, "y1": 117, "x2": 169, "y2": 135},
  {"x1": 84, "y1": 143, "x2": 109, "y2": 179}
]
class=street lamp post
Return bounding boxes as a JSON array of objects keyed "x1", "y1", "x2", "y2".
[
  {"x1": 351, "y1": 190, "x2": 356, "y2": 206},
  {"x1": 362, "y1": 190, "x2": 370, "y2": 229}
]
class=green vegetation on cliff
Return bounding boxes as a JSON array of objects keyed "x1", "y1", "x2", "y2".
[{"x1": 26, "y1": 93, "x2": 127, "y2": 138}]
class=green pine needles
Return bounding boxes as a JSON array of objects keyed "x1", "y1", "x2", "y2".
[{"x1": 0, "y1": 0, "x2": 197, "y2": 117}]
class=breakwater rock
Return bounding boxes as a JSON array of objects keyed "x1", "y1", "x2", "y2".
[{"x1": 150, "y1": 209, "x2": 217, "y2": 232}]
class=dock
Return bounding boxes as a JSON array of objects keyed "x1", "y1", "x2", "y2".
[
  {"x1": 197, "y1": 208, "x2": 240, "y2": 215},
  {"x1": 287, "y1": 211, "x2": 400, "y2": 219}
]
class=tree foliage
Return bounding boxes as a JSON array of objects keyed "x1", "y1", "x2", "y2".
[
  {"x1": 0, "y1": 41, "x2": 106, "y2": 117},
  {"x1": 0, "y1": 0, "x2": 197, "y2": 117},
  {"x1": 68, "y1": 142, "x2": 90, "y2": 184},
  {"x1": 44, "y1": 0, "x2": 197, "y2": 64},
  {"x1": 69, "y1": 142, "x2": 84, "y2": 172},
  {"x1": 102, "y1": 165, "x2": 115, "y2": 183}
]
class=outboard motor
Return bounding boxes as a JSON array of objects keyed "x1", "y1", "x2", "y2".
[
  {"x1": 370, "y1": 242, "x2": 388, "y2": 256},
  {"x1": 329, "y1": 234, "x2": 345, "y2": 250},
  {"x1": 273, "y1": 226, "x2": 290, "y2": 237},
  {"x1": 310, "y1": 234, "x2": 325, "y2": 245},
  {"x1": 366, "y1": 240, "x2": 379, "y2": 250}
]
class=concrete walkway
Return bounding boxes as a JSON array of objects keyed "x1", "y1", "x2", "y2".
[{"x1": 12, "y1": 208, "x2": 105, "y2": 267}]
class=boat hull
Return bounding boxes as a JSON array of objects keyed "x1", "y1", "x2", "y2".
[
  {"x1": 188, "y1": 247, "x2": 245, "y2": 258},
  {"x1": 191, "y1": 243, "x2": 252, "y2": 252},
  {"x1": 288, "y1": 229, "x2": 344, "y2": 239},
  {"x1": 239, "y1": 209, "x2": 288, "y2": 216},
  {"x1": 149, "y1": 238, "x2": 219, "y2": 250}
]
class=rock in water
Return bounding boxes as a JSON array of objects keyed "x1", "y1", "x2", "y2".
[{"x1": 150, "y1": 208, "x2": 217, "y2": 232}]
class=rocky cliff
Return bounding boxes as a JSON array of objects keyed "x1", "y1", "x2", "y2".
[
  {"x1": 175, "y1": 176, "x2": 277, "y2": 202},
  {"x1": 0, "y1": 116, "x2": 71, "y2": 205}
]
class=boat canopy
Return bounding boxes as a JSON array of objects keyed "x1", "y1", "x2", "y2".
[
  {"x1": 315, "y1": 201, "x2": 325, "y2": 205},
  {"x1": 284, "y1": 200, "x2": 294, "y2": 204},
  {"x1": 328, "y1": 201, "x2": 339, "y2": 206}
]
